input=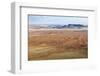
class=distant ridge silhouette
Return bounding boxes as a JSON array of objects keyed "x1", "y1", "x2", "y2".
[{"x1": 29, "y1": 24, "x2": 88, "y2": 29}]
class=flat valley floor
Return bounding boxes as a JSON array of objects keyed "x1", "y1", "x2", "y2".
[{"x1": 28, "y1": 29, "x2": 88, "y2": 61}]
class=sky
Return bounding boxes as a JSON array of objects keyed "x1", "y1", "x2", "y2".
[{"x1": 29, "y1": 15, "x2": 88, "y2": 26}]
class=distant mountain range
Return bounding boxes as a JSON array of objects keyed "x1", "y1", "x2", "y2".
[{"x1": 29, "y1": 24, "x2": 88, "y2": 29}]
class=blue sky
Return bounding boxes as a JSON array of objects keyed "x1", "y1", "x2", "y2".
[{"x1": 29, "y1": 15, "x2": 88, "y2": 26}]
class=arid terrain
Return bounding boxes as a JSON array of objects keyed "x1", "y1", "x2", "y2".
[{"x1": 28, "y1": 27, "x2": 88, "y2": 61}]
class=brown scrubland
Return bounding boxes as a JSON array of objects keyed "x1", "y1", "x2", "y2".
[{"x1": 28, "y1": 28, "x2": 88, "y2": 61}]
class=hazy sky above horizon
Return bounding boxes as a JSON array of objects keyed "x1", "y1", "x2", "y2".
[{"x1": 29, "y1": 15, "x2": 88, "y2": 26}]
